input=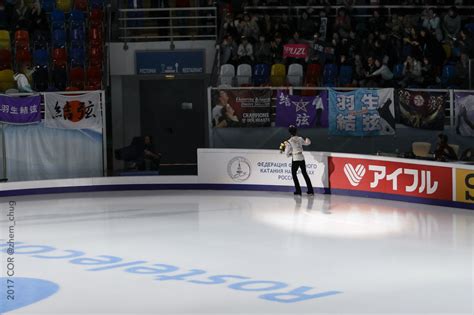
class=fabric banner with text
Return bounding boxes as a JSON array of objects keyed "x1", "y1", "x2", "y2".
[
  {"x1": 0, "y1": 95, "x2": 41, "y2": 125},
  {"x1": 44, "y1": 92, "x2": 102, "y2": 133},
  {"x1": 328, "y1": 88, "x2": 396, "y2": 136},
  {"x1": 275, "y1": 91, "x2": 328, "y2": 128}
]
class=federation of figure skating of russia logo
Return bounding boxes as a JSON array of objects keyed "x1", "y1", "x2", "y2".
[{"x1": 227, "y1": 157, "x2": 251, "y2": 182}]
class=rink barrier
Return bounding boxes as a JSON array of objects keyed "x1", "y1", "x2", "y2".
[{"x1": 0, "y1": 150, "x2": 472, "y2": 210}]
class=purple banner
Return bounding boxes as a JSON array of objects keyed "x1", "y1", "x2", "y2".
[
  {"x1": 0, "y1": 95, "x2": 41, "y2": 124},
  {"x1": 275, "y1": 91, "x2": 328, "y2": 128}
]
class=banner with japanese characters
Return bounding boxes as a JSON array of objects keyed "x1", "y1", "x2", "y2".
[
  {"x1": 454, "y1": 92, "x2": 474, "y2": 137},
  {"x1": 275, "y1": 91, "x2": 328, "y2": 128},
  {"x1": 44, "y1": 92, "x2": 102, "y2": 133},
  {"x1": 328, "y1": 88, "x2": 396, "y2": 136},
  {"x1": 398, "y1": 89, "x2": 446, "y2": 130},
  {"x1": 283, "y1": 44, "x2": 309, "y2": 59},
  {"x1": 0, "y1": 95, "x2": 41, "y2": 125},
  {"x1": 211, "y1": 89, "x2": 272, "y2": 128},
  {"x1": 329, "y1": 156, "x2": 453, "y2": 202}
]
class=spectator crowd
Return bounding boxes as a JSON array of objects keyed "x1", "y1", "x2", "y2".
[{"x1": 218, "y1": 1, "x2": 474, "y2": 88}]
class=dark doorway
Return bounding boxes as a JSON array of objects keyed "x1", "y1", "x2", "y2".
[{"x1": 140, "y1": 79, "x2": 207, "y2": 167}]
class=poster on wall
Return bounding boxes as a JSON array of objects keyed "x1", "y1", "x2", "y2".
[
  {"x1": 454, "y1": 92, "x2": 474, "y2": 137},
  {"x1": 211, "y1": 89, "x2": 272, "y2": 128},
  {"x1": 398, "y1": 89, "x2": 446, "y2": 130},
  {"x1": 328, "y1": 88, "x2": 396, "y2": 136},
  {"x1": 44, "y1": 92, "x2": 103, "y2": 133},
  {"x1": 198, "y1": 148, "x2": 328, "y2": 189},
  {"x1": 329, "y1": 156, "x2": 453, "y2": 202},
  {"x1": 0, "y1": 95, "x2": 41, "y2": 124},
  {"x1": 275, "y1": 91, "x2": 328, "y2": 128}
]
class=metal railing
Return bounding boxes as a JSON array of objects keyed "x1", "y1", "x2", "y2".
[
  {"x1": 117, "y1": 7, "x2": 217, "y2": 43},
  {"x1": 244, "y1": 5, "x2": 474, "y2": 18}
]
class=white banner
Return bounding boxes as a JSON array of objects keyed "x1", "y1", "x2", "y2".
[
  {"x1": 44, "y1": 92, "x2": 102, "y2": 132},
  {"x1": 198, "y1": 149, "x2": 328, "y2": 189}
]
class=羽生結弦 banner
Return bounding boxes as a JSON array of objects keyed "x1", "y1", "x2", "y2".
[
  {"x1": 211, "y1": 89, "x2": 272, "y2": 128},
  {"x1": 0, "y1": 95, "x2": 41, "y2": 125},
  {"x1": 328, "y1": 88, "x2": 396, "y2": 136}
]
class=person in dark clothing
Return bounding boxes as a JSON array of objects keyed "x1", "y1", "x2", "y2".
[
  {"x1": 434, "y1": 133, "x2": 457, "y2": 161},
  {"x1": 141, "y1": 135, "x2": 161, "y2": 171},
  {"x1": 115, "y1": 136, "x2": 161, "y2": 171}
]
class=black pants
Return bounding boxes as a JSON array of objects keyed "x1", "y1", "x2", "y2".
[{"x1": 291, "y1": 160, "x2": 313, "y2": 194}]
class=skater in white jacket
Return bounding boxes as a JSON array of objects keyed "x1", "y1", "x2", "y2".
[{"x1": 284, "y1": 125, "x2": 314, "y2": 195}]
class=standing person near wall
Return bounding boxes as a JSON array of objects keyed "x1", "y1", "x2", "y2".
[{"x1": 284, "y1": 125, "x2": 314, "y2": 196}]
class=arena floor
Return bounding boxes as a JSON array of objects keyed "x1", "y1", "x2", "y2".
[{"x1": 1, "y1": 190, "x2": 473, "y2": 314}]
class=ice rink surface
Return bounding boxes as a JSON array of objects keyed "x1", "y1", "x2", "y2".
[{"x1": 0, "y1": 190, "x2": 473, "y2": 314}]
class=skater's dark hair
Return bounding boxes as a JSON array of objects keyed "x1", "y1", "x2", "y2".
[{"x1": 288, "y1": 125, "x2": 297, "y2": 136}]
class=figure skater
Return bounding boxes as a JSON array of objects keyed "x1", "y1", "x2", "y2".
[{"x1": 284, "y1": 125, "x2": 314, "y2": 196}]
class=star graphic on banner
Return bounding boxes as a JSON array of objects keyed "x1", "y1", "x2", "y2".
[{"x1": 292, "y1": 99, "x2": 309, "y2": 112}]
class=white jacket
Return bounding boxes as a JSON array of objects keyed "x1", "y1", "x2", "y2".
[{"x1": 285, "y1": 136, "x2": 311, "y2": 161}]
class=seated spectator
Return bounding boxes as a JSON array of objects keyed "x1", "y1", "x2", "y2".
[
  {"x1": 270, "y1": 35, "x2": 284, "y2": 64},
  {"x1": 309, "y1": 32, "x2": 327, "y2": 64},
  {"x1": 220, "y1": 34, "x2": 238, "y2": 65},
  {"x1": 298, "y1": 10, "x2": 316, "y2": 40},
  {"x1": 254, "y1": 35, "x2": 271, "y2": 64},
  {"x1": 364, "y1": 56, "x2": 378, "y2": 87},
  {"x1": 25, "y1": 0, "x2": 49, "y2": 35},
  {"x1": 274, "y1": 13, "x2": 293, "y2": 41},
  {"x1": 237, "y1": 36, "x2": 254, "y2": 64},
  {"x1": 261, "y1": 13, "x2": 273, "y2": 35},
  {"x1": 434, "y1": 133, "x2": 458, "y2": 161},
  {"x1": 367, "y1": 58, "x2": 393, "y2": 86},
  {"x1": 10, "y1": 0, "x2": 28, "y2": 31},
  {"x1": 236, "y1": 14, "x2": 253, "y2": 40},
  {"x1": 222, "y1": 13, "x2": 239, "y2": 39},
  {"x1": 141, "y1": 135, "x2": 161, "y2": 171},
  {"x1": 399, "y1": 55, "x2": 423, "y2": 87},
  {"x1": 369, "y1": 9, "x2": 385, "y2": 33},
  {"x1": 115, "y1": 136, "x2": 161, "y2": 171},
  {"x1": 288, "y1": 31, "x2": 306, "y2": 45},
  {"x1": 422, "y1": 8, "x2": 443, "y2": 42},
  {"x1": 457, "y1": 29, "x2": 474, "y2": 58},
  {"x1": 443, "y1": 6, "x2": 461, "y2": 40},
  {"x1": 352, "y1": 54, "x2": 366, "y2": 86},
  {"x1": 334, "y1": 7, "x2": 351, "y2": 39},
  {"x1": 454, "y1": 53, "x2": 469, "y2": 88},
  {"x1": 13, "y1": 71, "x2": 33, "y2": 92},
  {"x1": 419, "y1": 28, "x2": 446, "y2": 67},
  {"x1": 421, "y1": 57, "x2": 437, "y2": 87}
]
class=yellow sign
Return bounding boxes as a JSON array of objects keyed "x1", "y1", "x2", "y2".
[{"x1": 456, "y1": 169, "x2": 474, "y2": 204}]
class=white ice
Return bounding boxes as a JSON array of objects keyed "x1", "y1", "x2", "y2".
[{"x1": 0, "y1": 190, "x2": 473, "y2": 314}]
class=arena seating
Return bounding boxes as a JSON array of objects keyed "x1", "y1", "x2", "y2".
[
  {"x1": 0, "y1": 0, "x2": 104, "y2": 93},
  {"x1": 217, "y1": 2, "x2": 474, "y2": 89}
]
